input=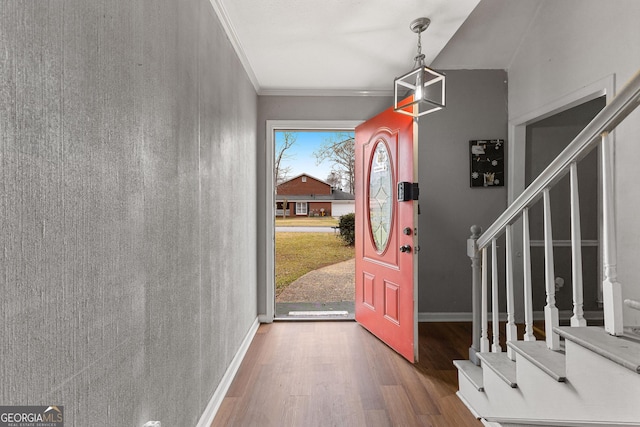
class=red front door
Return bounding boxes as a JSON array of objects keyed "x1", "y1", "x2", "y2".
[{"x1": 355, "y1": 105, "x2": 418, "y2": 363}]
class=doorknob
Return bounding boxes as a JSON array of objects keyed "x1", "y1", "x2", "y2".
[{"x1": 399, "y1": 245, "x2": 412, "y2": 253}]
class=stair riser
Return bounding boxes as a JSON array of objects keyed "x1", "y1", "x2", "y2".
[
  {"x1": 457, "y1": 372, "x2": 491, "y2": 418},
  {"x1": 457, "y1": 346, "x2": 640, "y2": 423},
  {"x1": 565, "y1": 341, "x2": 640, "y2": 421}
]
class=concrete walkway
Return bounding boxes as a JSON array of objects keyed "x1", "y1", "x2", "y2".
[
  {"x1": 276, "y1": 258, "x2": 355, "y2": 303},
  {"x1": 275, "y1": 258, "x2": 355, "y2": 320}
]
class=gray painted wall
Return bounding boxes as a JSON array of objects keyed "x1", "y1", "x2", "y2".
[
  {"x1": 257, "y1": 70, "x2": 508, "y2": 316},
  {"x1": 507, "y1": 0, "x2": 640, "y2": 325},
  {"x1": 525, "y1": 98, "x2": 605, "y2": 312},
  {"x1": 417, "y1": 70, "x2": 508, "y2": 313},
  {"x1": 1, "y1": 1, "x2": 257, "y2": 426}
]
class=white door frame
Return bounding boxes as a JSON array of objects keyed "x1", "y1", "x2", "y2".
[
  {"x1": 507, "y1": 75, "x2": 615, "y2": 314},
  {"x1": 261, "y1": 120, "x2": 362, "y2": 323}
]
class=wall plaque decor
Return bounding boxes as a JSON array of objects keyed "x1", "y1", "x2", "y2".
[{"x1": 470, "y1": 139, "x2": 504, "y2": 187}]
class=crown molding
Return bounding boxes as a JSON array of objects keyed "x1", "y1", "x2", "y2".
[
  {"x1": 209, "y1": 0, "x2": 395, "y2": 98},
  {"x1": 208, "y1": 0, "x2": 260, "y2": 93},
  {"x1": 258, "y1": 88, "x2": 394, "y2": 97}
]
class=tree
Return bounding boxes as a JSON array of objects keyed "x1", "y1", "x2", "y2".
[
  {"x1": 314, "y1": 133, "x2": 355, "y2": 194},
  {"x1": 325, "y1": 171, "x2": 343, "y2": 190},
  {"x1": 275, "y1": 131, "x2": 297, "y2": 186}
]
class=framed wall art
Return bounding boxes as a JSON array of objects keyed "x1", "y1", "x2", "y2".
[{"x1": 470, "y1": 139, "x2": 504, "y2": 187}]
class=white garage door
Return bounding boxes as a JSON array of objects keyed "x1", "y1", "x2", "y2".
[{"x1": 331, "y1": 201, "x2": 355, "y2": 218}]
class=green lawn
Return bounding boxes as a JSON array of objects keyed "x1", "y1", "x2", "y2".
[
  {"x1": 275, "y1": 216, "x2": 339, "y2": 227},
  {"x1": 275, "y1": 232, "x2": 354, "y2": 295}
]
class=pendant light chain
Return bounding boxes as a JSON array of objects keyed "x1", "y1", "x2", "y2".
[{"x1": 413, "y1": 29, "x2": 425, "y2": 69}]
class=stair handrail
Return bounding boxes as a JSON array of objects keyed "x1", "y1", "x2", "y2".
[
  {"x1": 469, "y1": 70, "x2": 640, "y2": 361},
  {"x1": 477, "y1": 70, "x2": 640, "y2": 250}
]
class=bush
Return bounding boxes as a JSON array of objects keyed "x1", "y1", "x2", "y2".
[{"x1": 338, "y1": 213, "x2": 355, "y2": 246}]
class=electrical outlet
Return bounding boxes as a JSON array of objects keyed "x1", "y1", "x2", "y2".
[{"x1": 143, "y1": 422, "x2": 160, "y2": 427}]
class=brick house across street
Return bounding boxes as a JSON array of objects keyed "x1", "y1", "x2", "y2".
[{"x1": 276, "y1": 173, "x2": 355, "y2": 218}]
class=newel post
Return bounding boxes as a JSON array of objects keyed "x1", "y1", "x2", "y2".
[
  {"x1": 601, "y1": 132, "x2": 624, "y2": 335},
  {"x1": 468, "y1": 225, "x2": 482, "y2": 365}
]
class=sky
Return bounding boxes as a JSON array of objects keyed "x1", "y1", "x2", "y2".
[{"x1": 275, "y1": 130, "x2": 354, "y2": 183}]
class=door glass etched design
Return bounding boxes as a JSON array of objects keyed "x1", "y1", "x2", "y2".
[{"x1": 369, "y1": 141, "x2": 393, "y2": 252}]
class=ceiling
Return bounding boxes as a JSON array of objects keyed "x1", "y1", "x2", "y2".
[{"x1": 213, "y1": 0, "x2": 542, "y2": 95}]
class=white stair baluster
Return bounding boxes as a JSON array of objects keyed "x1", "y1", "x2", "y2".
[
  {"x1": 601, "y1": 132, "x2": 624, "y2": 335},
  {"x1": 505, "y1": 225, "x2": 518, "y2": 359},
  {"x1": 543, "y1": 188, "x2": 560, "y2": 350},
  {"x1": 569, "y1": 162, "x2": 587, "y2": 327},
  {"x1": 491, "y1": 239, "x2": 502, "y2": 352},
  {"x1": 522, "y1": 208, "x2": 536, "y2": 341},
  {"x1": 481, "y1": 247, "x2": 490, "y2": 352}
]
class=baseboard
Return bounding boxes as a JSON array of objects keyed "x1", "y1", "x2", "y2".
[
  {"x1": 258, "y1": 314, "x2": 273, "y2": 323},
  {"x1": 485, "y1": 417, "x2": 640, "y2": 426},
  {"x1": 419, "y1": 312, "x2": 473, "y2": 322},
  {"x1": 419, "y1": 310, "x2": 604, "y2": 323},
  {"x1": 196, "y1": 316, "x2": 260, "y2": 427}
]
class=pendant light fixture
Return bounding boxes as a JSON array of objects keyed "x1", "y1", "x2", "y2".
[{"x1": 394, "y1": 17, "x2": 445, "y2": 117}]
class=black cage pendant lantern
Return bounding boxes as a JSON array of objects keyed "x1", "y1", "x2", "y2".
[{"x1": 394, "y1": 18, "x2": 445, "y2": 117}]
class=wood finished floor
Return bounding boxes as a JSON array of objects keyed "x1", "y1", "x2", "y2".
[{"x1": 212, "y1": 321, "x2": 481, "y2": 427}]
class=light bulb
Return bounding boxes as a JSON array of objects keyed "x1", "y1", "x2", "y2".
[{"x1": 415, "y1": 70, "x2": 423, "y2": 101}]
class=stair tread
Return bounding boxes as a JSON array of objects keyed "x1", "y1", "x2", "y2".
[
  {"x1": 453, "y1": 360, "x2": 484, "y2": 391},
  {"x1": 555, "y1": 326, "x2": 640, "y2": 374},
  {"x1": 507, "y1": 341, "x2": 566, "y2": 382},
  {"x1": 477, "y1": 352, "x2": 518, "y2": 387}
]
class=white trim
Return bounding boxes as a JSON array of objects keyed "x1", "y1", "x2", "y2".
[
  {"x1": 504, "y1": 75, "x2": 615, "y2": 314},
  {"x1": 508, "y1": 74, "x2": 615, "y2": 206},
  {"x1": 259, "y1": 88, "x2": 393, "y2": 97},
  {"x1": 258, "y1": 314, "x2": 272, "y2": 323},
  {"x1": 196, "y1": 317, "x2": 260, "y2": 427},
  {"x1": 295, "y1": 202, "x2": 308, "y2": 216},
  {"x1": 206, "y1": 2, "x2": 394, "y2": 98},
  {"x1": 264, "y1": 121, "x2": 363, "y2": 323},
  {"x1": 485, "y1": 417, "x2": 640, "y2": 426},
  {"x1": 497, "y1": 74, "x2": 615, "y2": 248},
  {"x1": 207, "y1": 0, "x2": 260, "y2": 92}
]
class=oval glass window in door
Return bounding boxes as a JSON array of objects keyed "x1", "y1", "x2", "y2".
[{"x1": 369, "y1": 140, "x2": 393, "y2": 252}]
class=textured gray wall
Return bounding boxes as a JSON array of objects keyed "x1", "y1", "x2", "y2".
[
  {"x1": 0, "y1": 1, "x2": 257, "y2": 426},
  {"x1": 257, "y1": 70, "x2": 508, "y2": 316}
]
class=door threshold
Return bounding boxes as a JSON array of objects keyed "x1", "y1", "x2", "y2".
[
  {"x1": 275, "y1": 301, "x2": 355, "y2": 321},
  {"x1": 275, "y1": 314, "x2": 355, "y2": 321}
]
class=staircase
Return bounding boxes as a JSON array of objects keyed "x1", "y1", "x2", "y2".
[
  {"x1": 455, "y1": 327, "x2": 640, "y2": 425},
  {"x1": 455, "y1": 70, "x2": 640, "y2": 426}
]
